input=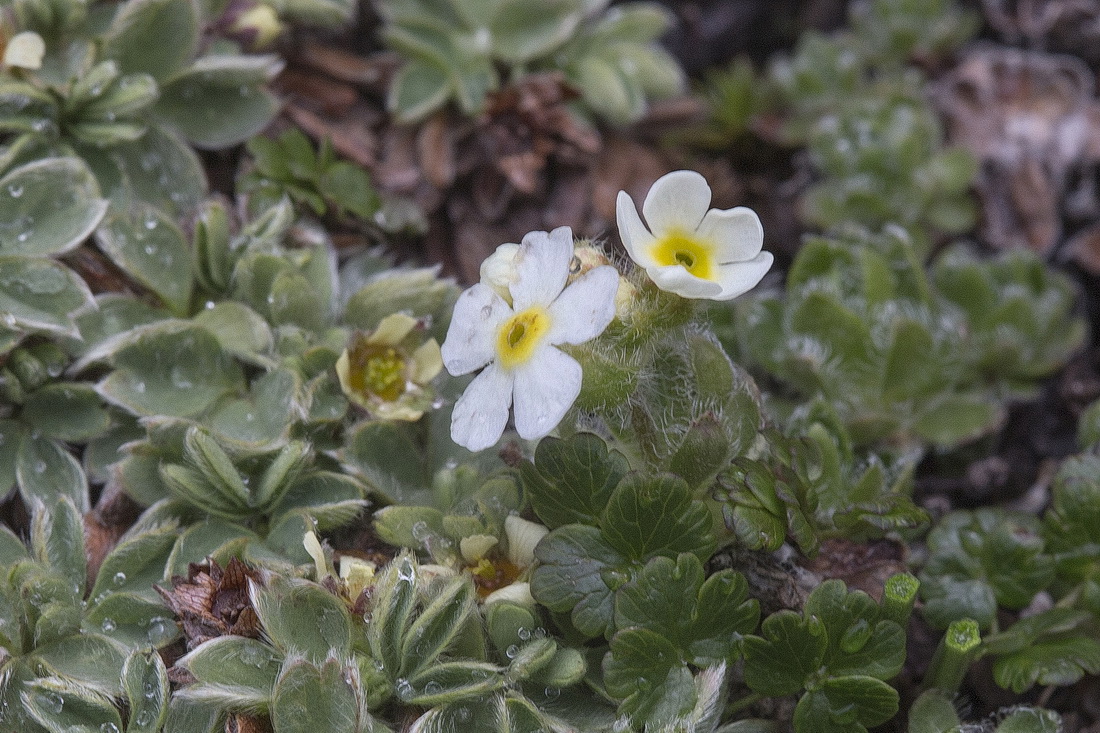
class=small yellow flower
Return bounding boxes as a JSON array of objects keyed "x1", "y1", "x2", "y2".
[{"x1": 336, "y1": 313, "x2": 442, "y2": 421}]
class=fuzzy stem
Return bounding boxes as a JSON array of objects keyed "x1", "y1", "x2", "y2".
[{"x1": 923, "y1": 618, "x2": 981, "y2": 694}]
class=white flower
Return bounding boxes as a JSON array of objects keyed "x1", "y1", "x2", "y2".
[
  {"x1": 3, "y1": 31, "x2": 44, "y2": 70},
  {"x1": 441, "y1": 226, "x2": 618, "y2": 452},
  {"x1": 616, "y1": 170, "x2": 773, "y2": 300}
]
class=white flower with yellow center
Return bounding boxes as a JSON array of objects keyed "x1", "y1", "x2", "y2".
[
  {"x1": 616, "y1": 170, "x2": 773, "y2": 300},
  {"x1": 441, "y1": 227, "x2": 618, "y2": 452}
]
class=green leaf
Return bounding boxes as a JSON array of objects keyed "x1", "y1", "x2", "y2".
[
  {"x1": 343, "y1": 420, "x2": 431, "y2": 504},
  {"x1": 23, "y1": 677, "x2": 124, "y2": 733},
  {"x1": 389, "y1": 58, "x2": 451, "y2": 123},
  {"x1": 1045, "y1": 455, "x2": 1100, "y2": 582},
  {"x1": 985, "y1": 611, "x2": 1100, "y2": 694},
  {"x1": 0, "y1": 522, "x2": 28, "y2": 566},
  {"x1": 83, "y1": 592, "x2": 180, "y2": 649},
  {"x1": 402, "y1": 661, "x2": 505, "y2": 705},
  {"x1": 0, "y1": 157, "x2": 107, "y2": 256},
  {"x1": 0, "y1": 255, "x2": 95, "y2": 337},
  {"x1": 912, "y1": 394, "x2": 1002, "y2": 447},
  {"x1": 490, "y1": 0, "x2": 580, "y2": 62},
  {"x1": 180, "y1": 636, "x2": 283, "y2": 692},
  {"x1": 881, "y1": 318, "x2": 939, "y2": 400},
  {"x1": 995, "y1": 708, "x2": 1063, "y2": 733},
  {"x1": 803, "y1": 580, "x2": 905, "y2": 680},
  {"x1": 600, "y1": 473, "x2": 715, "y2": 561},
  {"x1": 530, "y1": 524, "x2": 628, "y2": 638},
  {"x1": 122, "y1": 649, "x2": 170, "y2": 732},
  {"x1": 94, "y1": 204, "x2": 192, "y2": 315},
  {"x1": 906, "y1": 689, "x2": 961, "y2": 733},
  {"x1": 96, "y1": 322, "x2": 244, "y2": 418},
  {"x1": 614, "y1": 553, "x2": 759, "y2": 667},
  {"x1": 251, "y1": 577, "x2": 352, "y2": 664},
  {"x1": 192, "y1": 301, "x2": 274, "y2": 365},
  {"x1": 32, "y1": 634, "x2": 128, "y2": 695},
  {"x1": 102, "y1": 0, "x2": 199, "y2": 81},
  {"x1": 742, "y1": 611, "x2": 827, "y2": 696},
  {"x1": 604, "y1": 628, "x2": 695, "y2": 724},
  {"x1": 165, "y1": 518, "x2": 260, "y2": 576},
  {"x1": 573, "y1": 55, "x2": 643, "y2": 125},
  {"x1": 920, "y1": 509, "x2": 1053, "y2": 629},
  {"x1": 206, "y1": 368, "x2": 300, "y2": 450},
  {"x1": 107, "y1": 125, "x2": 208, "y2": 215},
  {"x1": 401, "y1": 576, "x2": 476, "y2": 677},
  {"x1": 271, "y1": 657, "x2": 363, "y2": 733},
  {"x1": 20, "y1": 383, "x2": 111, "y2": 442},
  {"x1": 793, "y1": 676, "x2": 899, "y2": 733},
  {"x1": 156, "y1": 56, "x2": 281, "y2": 149},
  {"x1": 90, "y1": 522, "x2": 178, "y2": 601},
  {"x1": 521, "y1": 433, "x2": 628, "y2": 530},
  {"x1": 368, "y1": 552, "x2": 419, "y2": 674},
  {"x1": 17, "y1": 434, "x2": 89, "y2": 511},
  {"x1": 0, "y1": 418, "x2": 26, "y2": 496},
  {"x1": 30, "y1": 495, "x2": 87, "y2": 592}
]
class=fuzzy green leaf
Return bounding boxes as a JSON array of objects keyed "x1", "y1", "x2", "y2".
[
  {"x1": 31, "y1": 494, "x2": 87, "y2": 589},
  {"x1": 89, "y1": 521, "x2": 178, "y2": 601},
  {"x1": 0, "y1": 255, "x2": 95, "y2": 338},
  {"x1": 490, "y1": 0, "x2": 581, "y2": 62},
  {"x1": 251, "y1": 578, "x2": 352, "y2": 664},
  {"x1": 123, "y1": 648, "x2": 170, "y2": 732},
  {"x1": 156, "y1": 56, "x2": 281, "y2": 149},
  {"x1": 102, "y1": 0, "x2": 199, "y2": 81},
  {"x1": 912, "y1": 394, "x2": 1002, "y2": 447},
  {"x1": 96, "y1": 322, "x2": 244, "y2": 418},
  {"x1": 83, "y1": 592, "x2": 180, "y2": 649},
  {"x1": 20, "y1": 383, "x2": 111, "y2": 442},
  {"x1": 0, "y1": 157, "x2": 107, "y2": 256},
  {"x1": 521, "y1": 432, "x2": 627, "y2": 529},
  {"x1": 206, "y1": 368, "x2": 300, "y2": 451},
  {"x1": 192, "y1": 301, "x2": 274, "y2": 365},
  {"x1": 94, "y1": 205, "x2": 193, "y2": 315},
  {"x1": 368, "y1": 552, "x2": 419, "y2": 674},
  {"x1": 343, "y1": 420, "x2": 431, "y2": 505},
  {"x1": 271, "y1": 657, "x2": 363, "y2": 733},
  {"x1": 106, "y1": 125, "x2": 207, "y2": 215},
  {"x1": 23, "y1": 677, "x2": 124, "y2": 733},
  {"x1": 389, "y1": 59, "x2": 451, "y2": 123},
  {"x1": 180, "y1": 636, "x2": 283, "y2": 693},
  {"x1": 17, "y1": 434, "x2": 89, "y2": 511},
  {"x1": 402, "y1": 661, "x2": 505, "y2": 705},
  {"x1": 32, "y1": 634, "x2": 128, "y2": 696},
  {"x1": 401, "y1": 576, "x2": 477, "y2": 677}
]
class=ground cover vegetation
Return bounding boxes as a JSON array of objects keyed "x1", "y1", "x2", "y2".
[{"x1": 2, "y1": 0, "x2": 1100, "y2": 730}]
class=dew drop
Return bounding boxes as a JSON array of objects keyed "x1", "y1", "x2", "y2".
[
  {"x1": 422, "y1": 680, "x2": 442, "y2": 696},
  {"x1": 100, "y1": 617, "x2": 116, "y2": 632},
  {"x1": 394, "y1": 678, "x2": 414, "y2": 700},
  {"x1": 100, "y1": 723, "x2": 120, "y2": 733},
  {"x1": 40, "y1": 691, "x2": 63, "y2": 714},
  {"x1": 517, "y1": 627, "x2": 531, "y2": 641},
  {"x1": 142, "y1": 680, "x2": 157, "y2": 699},
  {"x1": 7, "y1": 184, "x2": 22, "y2": 198},
  {"x1": 505, "y1": 644, "x2": 519, "y2": 659},
  {"x1": 113, "y1": 572, "x2": 127, "y2": 585}
]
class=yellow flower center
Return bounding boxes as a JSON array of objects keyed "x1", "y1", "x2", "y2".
[
  {"x1": 496, "y1": 306, "x2": 551, "y2": 369},
  {"x1": 652, "y1": 229, "x2": 717, "y2": 281},
  {"x1": 347, "y1": 343, "x2": 407, "y2": 402}
]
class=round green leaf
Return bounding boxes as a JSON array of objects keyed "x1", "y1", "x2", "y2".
[
  {"x1": 102, "y1": 0, "x2": 199, "y2": 81},
  {"x1": 96, "y1": 322, "x2": 244, "y2": 418},
  {"x1": 21, "y1": 383, "x2": 111, "y2": 442},
  {"x1": 95, "y1": 204, "x2": 193, "y2": 314},
  {"x1": 156, "y1": 57, "x2": 281, "y2": 149},
  {"x1": 0, "y1": 255, "x2": 94, "y2": 337},
  {"x1": 0, "y1": 157, "x2": 108, "y2": 256}
]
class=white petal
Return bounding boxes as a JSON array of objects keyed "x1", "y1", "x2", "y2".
[
  {"x1": 511, "y1": 346, "x2": 581, "y2": 440},
  {"x1": 712, "y1": 252, "x2": 774, "y2": 301},
  {"x1": 546, "y1": 265, "x2": 619, "y2": 346},
  {"x1": 642, "y1": 170, "x2": 711, "y2": 235},
  {"x1": 615, "y1": 190, "x2": 658, "y2": 268},
  {"x1": 646, "y1": 264, "x2": 724, "y2": 298},
  {"x1": 510, "y1": 226, "x2": 573, "y2": 311},
  {"x1": 440, "y1": 283, "x2": 511, "y2": 376},
  {"x1": 697, "y1": 206, "x2": 764, "y2": 263},
  {"x1": 450, "y1": 364, "x2": 514, "y2": 452}
]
